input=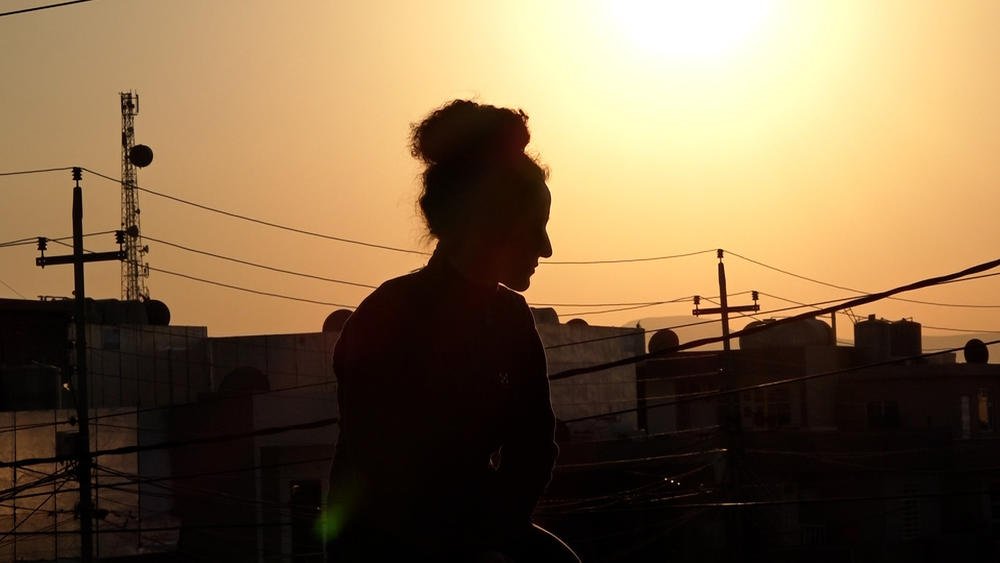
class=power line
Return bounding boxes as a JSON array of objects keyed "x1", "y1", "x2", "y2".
[
  {"x1": 0, "y1": 237, "x2": 38, "y2": 248},
  {"x1": 81, "y1": 168, "x2": 431, "y2": 256},
  {"x1": 531, "y1": 299, "x2": 685, "y2": 308},
  {"x1": 148, "y1": 266, "x2": 356, "y2": 308},
  {"x1": 0, "y1": 477, "x2": 72, "y2": 545},
  {"x1": 0, "y1": 468, "x2": 73, "y2": 501},
  {"x1": 549, "y1": 256, "x2": 1000, "y2": 378},
  {"x1": 0, "y1": 277, "x2": 26, "y2": 298},
  {"x1": 2, "y1": 521, "x2": 296, "y2": 536},
  {"x1": 0, "y1": 166, "x2": 75, "y2": 175},
  {"x1": 755, "y1": 290, "x2": 850, "y2": 317},
  {"x1": 0, "y1": 231, "x2": 115, "y2": 248},
  {"x1": 94, "y1": 465, "x2": 325, "y2": 521},
  {"x1": 79, "y1": 168, "x2": 721, "y2": 266},
  {"x1": 0, "y1": 375, "x2": 337, "y2": 436},
  {"x1": 542, "y1": 249, "x2": 717, "y2": 265},
  {"x1": 556, "y1": 448, "x2": 727, "y2": 470},
  {"x1": 143, "y1": 234, "x2": 378, "y2": 289},
  {"x1": 728, "y1": 250, "x2": 1000, "y2": 310},
  {"x1": 0, "y1": 517, "x2": 77, "y2": 551},
  {"x1": 760, "y1": 290, "x2": 1000, "y2": 335},
  {"x1": 95, "y1": 456, "x2": 333, "y2": 488},
  {"x1": 0, "y1": 385, "x2": 322, "y2": 437},
  {"x1": 545, "y1": 279, "x2": 1000, "y2": 353},
  {"x1": 544, "y1": 291, "x2": 759, "y2": 350},
  {"x1": 562, "y1": 338, "x2": 1000, "y2": 424},
  {"x1": 922, "y1": 324, "x2": 1000, "y2": 335},
  {"x1": 560, "y1": 301, "x2": 686, "y2": 318},
  {"x1": 0, "y1": 455, "x2": 339, "y2": 504},
  {"x1": 0, "y1": 419, "x2": 72, "y2": 435},
  {"x1": 0, "y1": 416, "x2": 338, "y2": 470},
  {"x1": 659, "y1": 488, "x2": 1000, "y2": 509},
  {"x1": 145, "y1": 234, "x2": 707, "y2": 309}
]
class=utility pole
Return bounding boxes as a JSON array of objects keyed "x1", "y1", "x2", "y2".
[
  {"x1": 36, "y1": 168, "x2": 124, "y2": 563},
  {"x1": 692, "y1": 249, "x2": 759, "y2": 560},
  {"x1": 692, "y1": 250, "x2": 760, "y2": 351}
]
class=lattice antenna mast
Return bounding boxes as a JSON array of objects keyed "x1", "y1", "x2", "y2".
[{"x1": 120, "y1": 91, "x2": 151, "y2": 301}]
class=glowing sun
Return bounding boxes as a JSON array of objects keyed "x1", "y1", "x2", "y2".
[{"x1": 609, "y1": 0, "x2": 773, "y2": 60}]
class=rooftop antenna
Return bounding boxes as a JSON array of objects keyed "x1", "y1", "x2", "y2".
[{"x1": 120, "y1": 91, "x2": 153, "y2": 301}]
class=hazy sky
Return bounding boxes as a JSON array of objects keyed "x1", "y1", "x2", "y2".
[{"x1": 2, "y1": 0, "x2": 998, "y2": 345}]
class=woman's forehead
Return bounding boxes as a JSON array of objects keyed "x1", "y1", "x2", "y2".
[{"x1": 524, "y1": 183, "x2": 551, "y2": 222}]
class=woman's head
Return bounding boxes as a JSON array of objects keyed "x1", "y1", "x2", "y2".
[{"x1": 411, "y1": 100, "x2": 552, "y2": 291}]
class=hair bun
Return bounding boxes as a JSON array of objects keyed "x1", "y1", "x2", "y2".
[{"x1": 411, "y1": 100, "x2": 530, "y2": 166}]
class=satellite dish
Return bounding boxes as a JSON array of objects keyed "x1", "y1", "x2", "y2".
[
  {"x1": 144, "y1": 300, "x2": 170, "y2": 326},
  {"x1": 964, "y1": 338, "x2": 989, "y2": 364},
  {"x1": 129, "y1": 144, "x2": 153, "y2": 167},
  {"x1": 649, "y1": 329, "x2": 680, "y2": 354}
]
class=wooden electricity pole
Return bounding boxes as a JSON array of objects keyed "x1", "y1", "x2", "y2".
[
  {"x1": 36, "y1": 168, "x2": 124, "y2": 563},
  {"x1": 692, "y1": 249, "x2": 759, "y2": 560},
  {"x1": 692, "y1": 250, "x2": 760, "y2": 351}
]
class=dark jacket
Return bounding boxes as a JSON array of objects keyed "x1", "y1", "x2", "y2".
[{"x1": 328, "y1": 251, "x2": 558, "y2": 555}]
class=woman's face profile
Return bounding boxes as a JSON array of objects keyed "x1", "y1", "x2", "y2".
[{"x1": 494, "y1": 184, "x2": 552, "y2": 292}]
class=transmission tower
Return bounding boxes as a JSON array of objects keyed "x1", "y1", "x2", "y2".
[{"x1": 120, "y1": 91, "x2": 151, "y2": 301}]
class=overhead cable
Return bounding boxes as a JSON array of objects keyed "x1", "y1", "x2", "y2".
[
  {"x1": 542, "y1": 249, "x2": 716, "y2": 265},
  {"x1": 82, "y1": 167, "x2": 431, "y2": 256},
  {"x1": 143, "y1": 235, "x2": 377, "y2": 289},
  {"x1": 549, "y1": 256, "x2": 1000, "y2": 378},
  {"x1": 0, "y1": 416, "x2": 338, "y2": 470},
  {"x1": 728, "y1": 250, "x2": 1000, "y2": 309},
  {"x1": 79, "y1": 168, "x2": 723, "y2": 265},
  {"x1": 562, "y1": 338, "x2": 1000, "y2": 424},
  {"x1": 148, "y1": 266, "x2": 356, "y2": 308},
  {"x1": 0, "y1": 166, "x2": 75, "y2": 175},
  {"x1": 0, "y1": 277, "x2": 26, "y2": 299},
  {"x1": 0, "y1": 230, "x2": 116, "y2": 248}
]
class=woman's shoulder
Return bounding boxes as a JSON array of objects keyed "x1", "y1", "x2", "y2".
[
  {"x1": 348, "y1": 269, "x2": 429, "y2": 326},
  {"x1": 334, "y1": 270, "x2": 427, "y2": 363}
]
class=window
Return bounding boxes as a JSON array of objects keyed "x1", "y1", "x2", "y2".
[
  {"x1": 977, "y1": 390, "x2": 993, "y2": 432},
  {"x1": 901, "y1": 483, "x2": 921, "y2": 540},
  {"x1": 101, "y1": 327, "x2": 120, "y2": 350},
  {"x1": 742, "y1": 387, "x2": 792, "y2": 429},
  {"x1": 989, "y1": 483, "x2": 1000, "y2": 522},
  {"x1": 867, "y1": 400, "x2": 900, "y2": 429},
  {"x1": 961, "y1": 396, "x2": 971, "y2": 439},
  {"x1": 677, "y1": 381, "x2": 701, "y2": 430},
  {"x1": 289, "y1": 480, "x2": 322, "y2": 562}
]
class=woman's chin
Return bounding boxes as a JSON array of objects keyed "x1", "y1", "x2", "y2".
[{"x1": 502, "y1": 276, "x2": 531, "y2": 292}]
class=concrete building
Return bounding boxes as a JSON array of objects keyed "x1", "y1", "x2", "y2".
[
  {"x1": 1, "y1": 299, "x2": 645, "y2": 561},
  {"x1": 0, "y1": 298, "x2": 209, "y2": 561},
  {"x1": 624, "y1": 316, "x2": 1000, "y2": 562}
]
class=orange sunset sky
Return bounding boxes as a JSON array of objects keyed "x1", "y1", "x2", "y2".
[{"x1": 2, "y1": 1, "x2": 998, "y2": 348}]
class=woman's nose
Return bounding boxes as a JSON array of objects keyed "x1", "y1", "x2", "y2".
[{"x1": 539, "y1": 231, "x2": 553, "y2": 259}]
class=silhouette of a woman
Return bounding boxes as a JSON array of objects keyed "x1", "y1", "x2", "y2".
[{"x1": 327, "y1": 100, "x2": 578, "y2": 562}]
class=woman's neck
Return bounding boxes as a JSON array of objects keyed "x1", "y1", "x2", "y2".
[{"x1": 431, "y1": 241, "x2": 498, "y2": 293}]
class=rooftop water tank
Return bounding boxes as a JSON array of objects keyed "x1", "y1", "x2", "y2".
[
  {"x1": 964, "y1": 339, "x2": 989, "y2": 364},
  {"x1": 648, "y1": 328, "x2": 680, "y2": 354},
  {"x1": 740, "y1": 317, "x2": 832, "y2": 349},
  {"x1": 322, "y1": 309, "x2": 353, "y2": 333},
  {"x1": 890, "y1": 318, "x2": 921, "y2": 358},
  {"x1": 854, "y1": 315, "x2": 892, "y2": 361}
]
